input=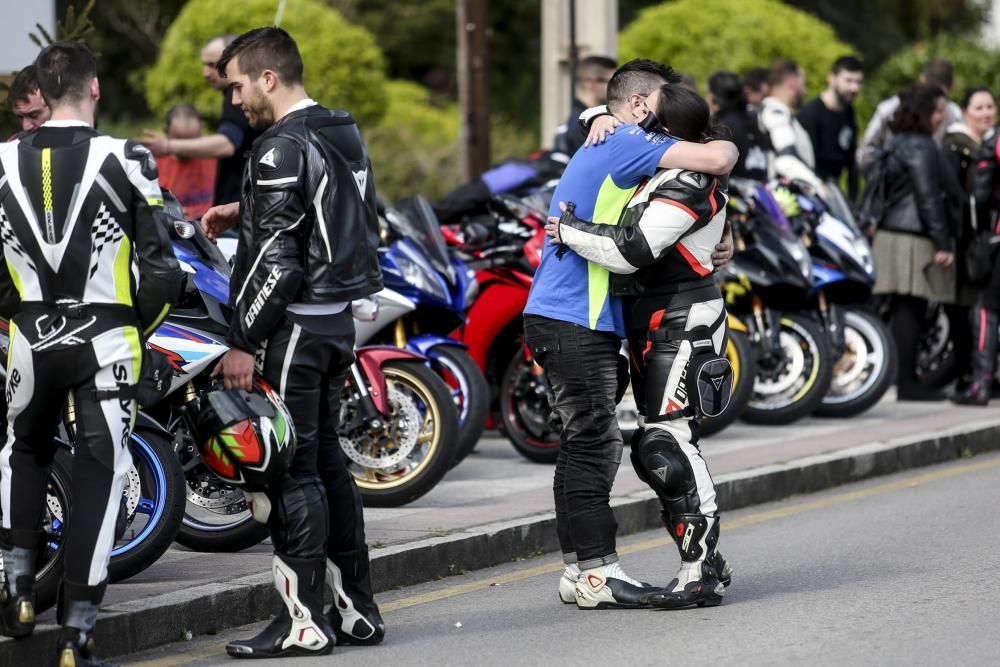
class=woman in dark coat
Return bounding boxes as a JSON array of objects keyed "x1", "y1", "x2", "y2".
[{"x1": 873, "y1": 84, "x2": 956, "y2": 400}]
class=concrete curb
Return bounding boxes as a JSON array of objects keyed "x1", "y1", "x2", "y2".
[{"x1": 4, "y1": 418, "x2": 1000, "y2": 663}]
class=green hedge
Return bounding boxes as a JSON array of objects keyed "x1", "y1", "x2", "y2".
[
  {"x1": 145, "y1": 0, "x2": 386, "y2": 126},
  {"x1": 859, "y1": 34, "x2": 1000, "y2": 124},
  {"x1": 619, "y1": 0, "x2": 853, "y2": 96}
]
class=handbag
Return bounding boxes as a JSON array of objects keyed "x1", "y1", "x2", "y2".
[{"x1": 963, "y1": 195, "x2": 999, "y2": 284}]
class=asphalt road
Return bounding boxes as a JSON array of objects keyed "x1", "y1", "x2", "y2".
[{"x1": 121, "y1": 452, "x2": 1000, "y2": 667}]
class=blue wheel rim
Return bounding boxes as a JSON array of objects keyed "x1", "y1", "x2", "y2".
[{"x1": 110, "y1": 433, "x2": 166, "y2": 556}]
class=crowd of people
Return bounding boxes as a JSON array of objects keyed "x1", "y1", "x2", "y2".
[{"x1": 553, "y1": 53, "x2": 1000, "y2": 408}]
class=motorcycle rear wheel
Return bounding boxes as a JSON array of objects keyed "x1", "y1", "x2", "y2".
[{"x1": 499, "y1": 349, "x2": 560, "y2": 464}]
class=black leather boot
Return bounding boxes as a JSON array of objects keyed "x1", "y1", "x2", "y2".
[
  {"x1": 56, "y1": 579, "x2": 110, "y2": 666},
  {"x1": 0, "y1": 529, "x2": 42, "y2": 639},
  {"x1": 326, "y1": 548, "x2": 385, "y2": 645},
  {"x1": 645, "y1": 514, "x2": 728, "y2": 609},
  {"x1": 227, "y1": 554, "x2": 335, "y2": 659}
]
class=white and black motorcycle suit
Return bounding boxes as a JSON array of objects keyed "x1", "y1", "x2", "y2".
[{"x1": 0, "y1": 123, "x2": 180, "y2": 643}]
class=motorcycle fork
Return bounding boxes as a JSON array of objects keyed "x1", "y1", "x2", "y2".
[
  {"x1": 751, "y1": 297, "x2": 782, "y2": 357},
  {"x1": 816, "y1": 290, "x2": 846, "y2": 357},
  {"x1": 394, "y1": 320, "x2": 408, "y2": 349},
  {"x1": 349, "y1": 363, "x2": 384, "y2": 429}
]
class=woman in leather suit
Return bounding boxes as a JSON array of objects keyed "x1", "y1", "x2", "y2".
[{"x1": 873, "y1": 83, "x2": 957, "y2": 401}]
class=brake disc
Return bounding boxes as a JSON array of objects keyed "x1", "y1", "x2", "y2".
[
  {"x1": 123, "y1": 465, "x2": 141, "y2": 516},
  {"x1": 340, "y1": 384, "x2": 422, "y2": 470}
]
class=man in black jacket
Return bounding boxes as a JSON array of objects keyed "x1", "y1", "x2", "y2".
[{"x1": 201, "y1": 27, "x2": 384, "y2": 658}]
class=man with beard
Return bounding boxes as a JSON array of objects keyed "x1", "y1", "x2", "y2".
[
  {"x1": 758, "y1": 58, "x2": 825, "y2": 192},
  {"x1": 797, "y1": 56, "x2": 864, "y2": 200},
  {"x1": 200, "y1": 27, "x2": 385, "y2": 657}
]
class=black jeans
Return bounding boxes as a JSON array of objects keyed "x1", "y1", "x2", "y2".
[{"x1": 523, "y1": 315, "x2": 625, "y2": 565}]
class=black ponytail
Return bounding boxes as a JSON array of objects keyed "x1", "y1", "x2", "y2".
[{"x1": 654, "y1": 83, "x2": 714, "y2": 143}]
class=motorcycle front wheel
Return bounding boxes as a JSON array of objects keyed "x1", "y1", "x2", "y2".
[
  {"x1": 426, "y1": 344, "x2": 489, "y2": 466},
  {"x1": 815, "y1": 309, "x2": 897, "y2": 417},
  {"x1": 742, "y1": 312, "x2": 834, "y2": 425},
  {"x1": 340, "y1": 360, "x2": 459, "y2": 507},
  {"x1": 499, "y1": 348, "x2": 560, "y2": 464}
]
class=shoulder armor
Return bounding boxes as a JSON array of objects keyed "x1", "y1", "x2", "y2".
[
  {"x1": 253, "y1": 135, "x2": 303, "y2": 183},
  {"x1": 124, "y1": 139, "x2": 159, "y2": 181}
]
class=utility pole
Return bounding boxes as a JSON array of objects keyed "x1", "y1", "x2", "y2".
[{"x1": 457, "y1": 0, "x2": 491, "y2": 180}]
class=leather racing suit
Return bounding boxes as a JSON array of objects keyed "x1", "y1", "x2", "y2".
[
  {"x1": 0, "y1": 122, "x2": 180, "y2": 639},
  {"x1": 554, "y1": 166, "x2": 733, "y2": 607},
  {"x1": 224, "y1": 102, "x2": 385, "y2": 657}
]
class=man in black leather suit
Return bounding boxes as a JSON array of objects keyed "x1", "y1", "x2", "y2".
[{"x1": 201, "y1": 27, "x2": 384, "y2": 658}]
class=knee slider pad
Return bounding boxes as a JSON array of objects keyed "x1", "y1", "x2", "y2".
[{"x1": 635, "y1": 428, "x2": 694, "y2": 499}]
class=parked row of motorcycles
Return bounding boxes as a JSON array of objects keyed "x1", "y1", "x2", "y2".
[{"x1": 5, "y1": 166, "x2": 980, "y2": 607}]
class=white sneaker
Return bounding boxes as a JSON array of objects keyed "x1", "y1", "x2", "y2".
[
  {"x1": 558, "y1": 564, "x2": 581, "y2": 604},
  {"x1": 575, "y1": 561, "x2": 652, "y2": 610}
]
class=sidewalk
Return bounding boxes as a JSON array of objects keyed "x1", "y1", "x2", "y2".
[{"x1": 3, "y1": 395, "x2": 999, "y2": 662}]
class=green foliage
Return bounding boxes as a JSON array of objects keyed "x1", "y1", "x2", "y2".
[
  {"x1": 31, "y1": 0, "x2": 96, "y2": 47},
  {"x1": 145, "y1": 0, "x2": 387, "y2": 127},
  {"x1": 365, "y1": 80, "x2": 536, "y2": 203},
  {"x1": 859, "y1": 34, "x2": 1000, "y2": 124},
  {"x1": 618, "y1": 0, "x2": 853, "y2": 96}
]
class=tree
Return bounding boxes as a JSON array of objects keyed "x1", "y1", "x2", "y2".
[
  {"x1": 145, "y1": 0, "x2": 387, "y2": 127},
  {"x1": 619, "y1": 0, "x2": 854, "y2": 96}
]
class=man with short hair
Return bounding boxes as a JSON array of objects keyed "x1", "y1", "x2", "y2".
[
  {"x1": 7, "y1": 65, "x2": 51, "y2": 133},
  {"x1": 797, "y1": 55, "x2": 864, "y2": 199},
  {"x1": 758, "y1": 58, "x2": 824, "y2": 191},
  {"x1": 523, "y1": 58, "x2": 737, "y2": 610},
  {"x1": 200, "y1": 26, "x2": 384, "y2": 658},
  {"x1": 858, "y1": 57, "x2": 963, "y2": 173},
  {"x1": 141, "y1": 34, "x2": 259, "y2": 206},
  {"x1": 0, "y1": 41, "x2": 180, "y2": 666},
  {"x1": 742, "y1": 67, "x2": 770, "y2": 110},
  {"x1": 156, "y1": 104, "x2": 216, "y2": 219},
  {"x1": 553, "y1": 55, "x2": 617, "y2": 157}
]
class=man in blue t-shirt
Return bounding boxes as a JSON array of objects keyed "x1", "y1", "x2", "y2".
[{"x1": 522, "y1": 59, "x2": 738, "y2": 610}]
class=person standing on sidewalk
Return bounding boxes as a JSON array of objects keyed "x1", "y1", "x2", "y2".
[
  {"x1": 0, "y1": 41, "x2": 181, "y2": 666},
  {"x1": 200, "y1": 27, "x2": 384, "y2": 657},
  {"x1": 522, "y1": 58, "x2": 737, "y2": 610},
  {"x1": 797, "y1": 56, "x2": 864, "y2": 200},
  {"x1": 553, "y1": 55, "x2": 617, "y2": 158}
]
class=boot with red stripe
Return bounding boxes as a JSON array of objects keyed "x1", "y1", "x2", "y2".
[
  {"x1": 226, "y1": 554, "x2": 335, "y2": 659},
  {"x1": 645, "y1": 514, "x2": 729, "y2": 609}
]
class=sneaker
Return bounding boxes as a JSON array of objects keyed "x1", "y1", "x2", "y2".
[
  {"x1": 575, "y1": 561, "x2": 653, "y2": 610},
  {"x1": 558, "y1": 564, "x2": 581, "y2": 604}
]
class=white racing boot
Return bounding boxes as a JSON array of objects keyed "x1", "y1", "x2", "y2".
[{"x1": 575, "y1": 559, "x2": 654, "y2": 609}]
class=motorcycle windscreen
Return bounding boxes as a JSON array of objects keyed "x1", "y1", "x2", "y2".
[{"x1": 391, "y1": 196, "x2": 457, "y2": 286}]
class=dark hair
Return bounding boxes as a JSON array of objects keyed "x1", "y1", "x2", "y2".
[
  {"x1": 768, "y1": 58, "x2": 801, "y2": 87},
  {"x1": 708, "y1": 70, "x2": 745, "y2": 113},
  {"x1": 8, "y1": 65, "x2": 41, "y2": 108},
  {"x1": 34, "y1": 41, "x2": 97, "y2": 107},
  {"x1": 960, "y1": 85, "x2": 993, "y2": 110},
  {"x1": 607, "y1": 58, "x2": 681, "y2": 113},
  {"x1": 217, "y1": 27, "x2": 303, "y2": 86},
  {"x1": 743, "y1": 67, "x2": 769, "y2": 92},
  {"x1": 578, "y1": 55, "x2": 617, "y2": 74},
  {"x1": 889, "y1": 83, "x2": 946, "y2": 135},
  {"x1": 165, "y1": 103, "x2": 201, "y2": 130},
  {"x1": 654, "y1": 84, "x2": 715, "y2": 143},
  {"x1": 831, "y1": 55, "x2": 863, "y2": 75},
  {"x1": 922, "y1": 58, "x2": 954, "y2": 90}
]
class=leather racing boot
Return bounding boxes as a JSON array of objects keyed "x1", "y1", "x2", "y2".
[
  {"x1": 325, "y1": 548, "x2": 385, "y2": 645},
  {"x1": 575, "y1": 556, "x2": 655, "y2": 610},
  {"x1": 645, "y1": 514, "x2": 728, "y2": 609},
  {"x1": 227, "y1": 554, "x2": 335, "y2": 659},
  {"x1": 0, "y1": 529, "x2": 42, "y2": 639}
]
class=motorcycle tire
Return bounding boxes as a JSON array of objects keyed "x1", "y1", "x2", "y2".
[
  {"x1": 742, "y1": 312, "x2": 834, "y2": 426},
  {"x1": 699, "y1": 330, "x2": 756, "y2": 437},
  {"x1": 107, "y1": 430, "x2": 187, "y2": 582},
  {"x1": 815, "y1": 309, "x2": 897, "y2": 418},
  {"x1": 499, "y1": 349, "x2": 560, "y2": 464},
  {"x1": 916, "y1": 305, "x2": 960, "y2": 388},
  {"x1": 426, "y1": 345, "x2": 489, "y2": 466},
  {"x1": 175, "y1": 507, "x2": 268, "y2": 553},
  {"x1": 342, "y1": 360, "x2": 459, "y2": 507},
  {"x1": 28, "y1": 449, "x2": 73, "y2": 613}
]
